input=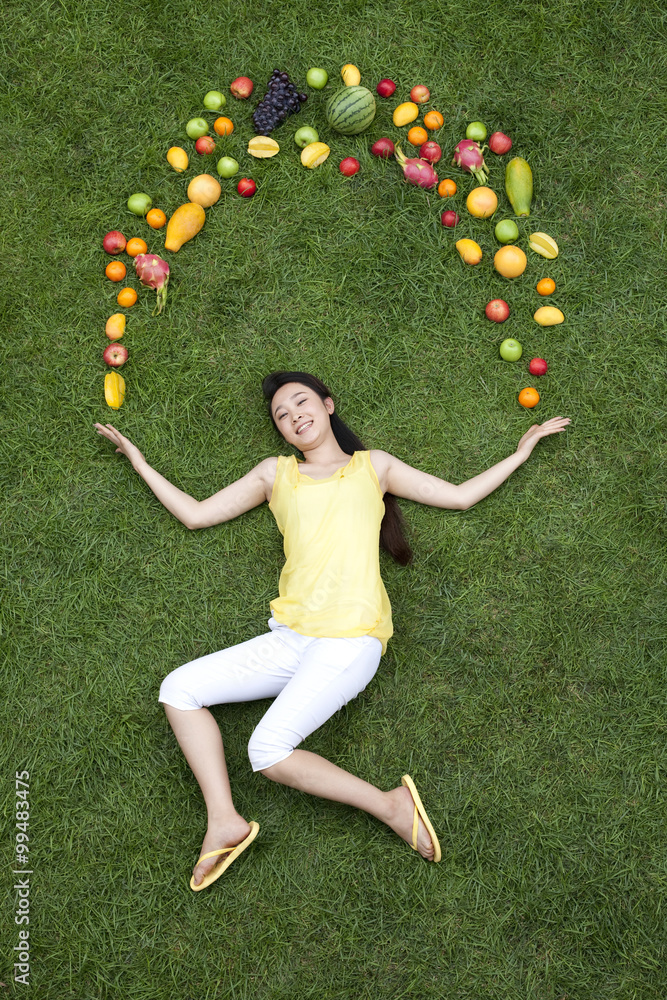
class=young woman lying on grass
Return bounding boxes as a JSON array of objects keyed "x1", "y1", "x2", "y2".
[{"x1": 94, "y1": 371, "x2": 570, "y2": 891}]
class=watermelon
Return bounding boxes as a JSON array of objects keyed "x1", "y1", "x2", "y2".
[{"x1": 325, "y1": 86, "x2": 376, "y2": 135}]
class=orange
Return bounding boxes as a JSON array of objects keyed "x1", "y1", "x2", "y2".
[
  {"x1": 438, "y1": 178, "x2": 457, "y2": 198},
  {"x1": 126, "y1": 237, "x2": 148, "y2": 257},
  {"x1": 536, "y1": 277, "x2": 556, "y2": 296},
  {"x1": 518, "y1": 387, "x2": 540, "y2": 408},
  {"x1": 423, "y1": 110, "x2": 444, "y2": 130},
  {"x1": 407, "y1": 125, "x2": 428, "y2": 146},
  {"x1": 146, "y1": 208, "x2": 167, "y2": 229},
  {"x1": 213, "y1": 116, "x2": 234, "y2": 136},
  {"x1": 494, "y1": 245, "x2": 527, "y2": 278},
  {"x1": 116, "y1": 287, "x2": 138, "y2": 308},
  {"x1": 105, "y1": 260, "x2": 126, "y2": 282},
  {"x1": 466, "y1": 186, "x2": 498, "y2": 219}
]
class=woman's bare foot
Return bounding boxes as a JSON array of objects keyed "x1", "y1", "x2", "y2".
[
  {"x1": 192, "y1": 814, "x2": 252, "y2": 886},
  {"x1": 384, "y1": 785, "x2": 436, "y2": 860}
]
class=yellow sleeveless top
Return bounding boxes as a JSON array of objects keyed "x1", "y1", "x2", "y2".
[{"x1": 268, "y1": 451, "x2": 392, "y2": 653}]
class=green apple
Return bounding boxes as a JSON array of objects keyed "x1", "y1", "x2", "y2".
[
  {"x1": 203, "y1": 90, "x2": 226, "y2": 111},
  {"x1": 217, "y1": 156, "x2": 239, "y2": 178},
  {"x1": 306, "y1": 67, "x2": 328, "y2": 89},
  {"x1": 294, "y1": 126, "x2": 319, "y2": 148},
  {"x1": 499, "y1": 338, "x2": 523, "y2": 361},
  {"x1": 495, "y1": 219, "x2": 519, "y2": 244},
  {"x1": 186, "y1": 117, "x2": 209, "y2": 139},
  {"x1": 127, "y1": 192, "x2": 152, "y2": 216},
  {"x1": 466, "y1": 121, "x2": 487, "y2": 141}
]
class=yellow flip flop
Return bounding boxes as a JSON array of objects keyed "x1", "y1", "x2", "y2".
[
  {"x1": 190, "y1": 821, "x2": 260, "y2": 892},
  {"x1": 401, "y1": 775, "x2": 441, "y2": 862}
]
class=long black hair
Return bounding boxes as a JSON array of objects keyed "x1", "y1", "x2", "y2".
[{"x1": 261, "y1": 371, "x2": 412, "y2": 566}]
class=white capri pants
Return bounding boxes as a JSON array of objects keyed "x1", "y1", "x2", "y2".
[{"x1": 158, "y1": 618, "x2": 382, "y2": 772}]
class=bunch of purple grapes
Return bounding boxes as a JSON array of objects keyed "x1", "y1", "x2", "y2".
[{"x1": 252, "y1": 69, "x2": 307, "y2": 135}]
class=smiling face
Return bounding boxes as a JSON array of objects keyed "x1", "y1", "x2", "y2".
[{"x1": 270, "y1": 381, "x2": 335, "y2": 449}]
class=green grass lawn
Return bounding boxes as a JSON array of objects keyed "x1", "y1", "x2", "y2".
[{"x1": 2, "y1": 0, "x2": 666, "y2": 996}]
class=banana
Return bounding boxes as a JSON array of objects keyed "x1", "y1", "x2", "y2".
[
  {"x1": 247, "y1": 136, "x2": 280, "y2": 158},
  {"x1": 534, "y1": 306, "x2": 564, "y2": 326},
  {"x1": 529, "y1": 232, "x2": 559, "y2": 259}
]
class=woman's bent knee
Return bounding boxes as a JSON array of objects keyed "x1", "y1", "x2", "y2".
[
  {"x1": 158, "y1": 668, "x2": 204, "y2": 712},
  {"x1": 248, "y1": 727, "x2": 294, "y2": 773}
]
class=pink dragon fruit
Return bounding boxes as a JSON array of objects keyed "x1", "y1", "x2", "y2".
[
  {"x1": 134, "y1": 253, "x2": 170, "y2": 315},
  {"x1": 451, "y1": 139, "x2": 489, "y2": 184},
  {"x1": 394, "y1": 144, "x2": 439, "y2": 189}
]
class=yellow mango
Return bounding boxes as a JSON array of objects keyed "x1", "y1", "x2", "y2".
[
  {"x1": 393, "y1": 102, "x2": 419, "y2": 127},
  {"x1": 165, "y1": 202, "x2": 206, "y2": 252},
  {"x1": 105, "y1": 313, "x2": 126, "y2": 340},
  {"x1": 166, "y1": 146, "x2": 188, "y2": 172},
  {"x1": 455, "y1": 239, "x2": 483, "y2": 265},
  {"x1": 534, "y1": 306, "x2": 565, "y2": 326},
  {"x1": 341, "y1": 63, "x2": 361, "y2": 86}
]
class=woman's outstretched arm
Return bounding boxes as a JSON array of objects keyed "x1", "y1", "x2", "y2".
[
  {"x1": 371, "y1": 417, "x2": 571, "y2": 510},
  {"x1": 94, "y1": 423, "x2": 276, "y2": 528}
]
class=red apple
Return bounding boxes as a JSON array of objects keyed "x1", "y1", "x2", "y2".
[
  {"x1": 485, "y1": 299, "x2": 510, "y2": 322},
  {"x1": 237, "y1": 178, "x2": 256, "y2": 197},
  {"x1": 419, "y1": 140, "x2": 441, "y2": 164},
  {"x1": 339, "y1": 157, "x2": 360, "y2": 176},
  {"x1": 103, "y1": 231, "x2": 126, "y2": 254},
  {"x1": 103, "y1": 343, "x2": 128, "y2": 367},
  {"x1": 230, "y1": 76, "x2": 254, "y2": 99},
  {"x1": 371, "y1": 137, "x2": 395, "y2": 158},
  {"x1": 410, "y1": 84, "x2": 430, "y2": 104},
  {"x1": 195, "y1": 136, "x2": 216, "y2": 154},
  {"x1": 529, "y1": 357, "x2": 548, "y2": 376},
  {"x1": 441, "y1": 210, "x2": 459, "y2": 228},
  {"x1": 488, "y1": 131, "x2": 513, "y2": 155},
  {"x1": 376, "y1": 78, "x2": 396, "y2": 97}
]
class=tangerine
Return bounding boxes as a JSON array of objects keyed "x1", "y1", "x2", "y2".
[
  {"x1": 126, "y1": 238, "x2": 148, "y2": 257},
  {"x1": 116, "y1": 287, "x2": 138, "y2": 308},
  {"x1": 536, "y1": 277, "x2": 556, "y2": 296},
  {"x1": 518, "y1": 387, "x2": 540, "y2": 408},
  {"x1": 213, "y1": 116, "x2": 234, "y2": 136},
  {"x1": 105, "y1": 260, "x2": 126, "y2": 282},
  {"x1": 494, "y1": 245, "x2": 527, "y2": 278},
  {"x1": 146, "y1": 208, "x2": 167, "y2": 229},
  {"x1": 423, "y1": 110, "x2": 444, "y2": 130},
  {"x1": 407, "y1": 125, "x2": 429, "y2": 146},
  {"x1": 438, "y1": 178, "x2": 457, "y2": 198}
]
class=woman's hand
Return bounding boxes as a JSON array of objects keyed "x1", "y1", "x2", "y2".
[
  {"x1": 94, "y1": 423, "x2": 146, "y2": 468},
  {"x1": 516, "y1": 416, "x2": 571, "y2": 460}
]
